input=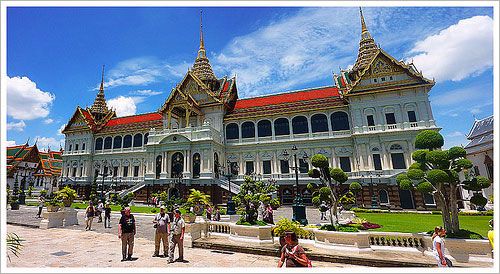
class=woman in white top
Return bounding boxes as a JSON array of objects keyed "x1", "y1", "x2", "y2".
[{"x1": 432, "y1": 226, "x2": 449, "y2": 267}]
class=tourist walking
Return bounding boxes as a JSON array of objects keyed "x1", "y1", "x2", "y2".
[
  {"x1": 118, "y1": 207, "x2": 136, "y2": 261},
  {"x1": 168, "y1": 209, "x2": 185, "y2": 263},
  {"x1": 213, "y1": 206, "x2": 221, "y2": 221},
  {"x1": 206, "y1": 205, "x2": 212, "y2": 220},
  {"x1": 320, "y1": 201, "x2": 328, "y2": 221},
  {"x1": 152, "y1": 206, "x2": 170, "y2": 258},
  {"x1": 36, "y1": 196, "x2": 45, "y2": 218},
  {"x1": 85, "y1": 201, "x2": 95, "y2": 230},
  {"x1": 278, "y1": 231, "x2": 312, "y2": 267},
  {"x1": 104, "y1": 202, "x2": 112, "y2": 228},
  {"x1": 263, "y1": 204, "x2": 274, "y2": 224},
  {"x1": 96, "y1": 200, "x2": 104, "y2": 223},
  {"x1": 432, "y1": 226, "x2": 451, "y2": 267}
]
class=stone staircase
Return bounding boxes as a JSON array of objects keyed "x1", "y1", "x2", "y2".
[
  {"x1": 118, "y1": 182, "x2": 146, "y2": 198},
  {"x1": 218, "y1": 178, "x2": 240, "y2": 194}
]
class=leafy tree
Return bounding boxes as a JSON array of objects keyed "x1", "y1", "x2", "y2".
[
  {"x1": 308, "y1": 154, "x2": 359, "y2": 226},
  {"x1": 27, "y1": 186, "x2": 34, "y2": 198},
  {"x1": 233, "y1": 176, "x2": 280, "y2": 223},
  {"x1": 6, "y1": 233, "x2": 24, "y2": 262},
  {"x1": 397, "y1": 130, "x2": 491, "y2": 233}
]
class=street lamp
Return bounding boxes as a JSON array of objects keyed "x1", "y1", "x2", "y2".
[
  {"x1": 363, "y1": 171, "x2": 381, "y2": 208},
  {"x1": 224, "y1": 160, "x2": 238, "y2": 215},
  {"x1": 283, "y1": 145, "x2": 308, "y2": 225},
  {"x1": 95, "y1": 160, "x2": 109, "y2": 202}
]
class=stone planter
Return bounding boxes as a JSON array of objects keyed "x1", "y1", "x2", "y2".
[
  {"x1": 422, "y1": 236, "x2": 493, "y2": 263},
  {"x1": 183, "y1": 214, "x2": 196, "y2": 223},
  {"x1": 62, "y1": 207, "x2": 79, "y2": 226},
  {"x1": 62, "y1": 199, "x2": 73, "y2": 207},
  {"x1": 228, "y1": 223, "x2": 273, "y2": 244},
  {"x1": 47, "y1": 205, "x2": 59, "y2": 212},
  {"x1": 40, "y1": 211, "x2": 65, "y2": 229}
]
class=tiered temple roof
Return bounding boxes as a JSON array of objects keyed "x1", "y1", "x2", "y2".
[
  {"x1": 465, "y1": 115, "x2": 494, "y2": 150},
  {"x1": 89, "y1": 65, "x2": 110, "y2": 119},
  {"x1": 36, "y1": 150, "x2": 63, "y2": 178},
  {"x1": 191, "y1": 11, "x2": 217, "y2": 83},
  {"x1": 351, "y1": 8, "x2": 379, "y2": 74}
]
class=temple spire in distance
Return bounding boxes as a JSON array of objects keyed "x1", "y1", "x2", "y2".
[
  {"x1": 199, "y1": 10, "x2": 205, "y2": 53},
  {"x1": 360, "y1": 7, "x2": 368, "y2": 34}
]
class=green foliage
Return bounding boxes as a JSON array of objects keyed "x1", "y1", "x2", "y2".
[
  {"x1": 54, "y1": 186, "x2": 77, "y2": 202},
  {"x1": 459, "y1": 210, "x2": 493, "y2": 216},
  {"x1": 454, "y1": 158, "x2": 473, "y2": 170},
  {"x1": 477, "y1": 176, "x2": 491, "y2": 189},
  {"x1": 45, "y1": 197, "x2": 63, "y2": 207},
  {"x1": 319, "y1": 224, "x2": 359, "y2": 232},
  {"x1": 396, "y1": 173, "x2": 409, "y2": 184},
  {"x1": 415, "y1": 182, "x2": 434, "y2": 193},
  {"x1": 415, "y1": 130, "x2": 444, "y2": 150},
  {"x1": 236, "y1": 218, "x2": 268, "y2": 226},
  {"x1": 407, "y1": 168, "x2": 424, "y2": 180},
  {"x1": 319, "y1": 187, "x2": 331, "y2": 197},
  {"x1": 329, "y1": 168, "x2": 348, "y2": 183},
  {"x1": 448, "y1": 146, "x2": 466, "y2": 159},
  {"x1": 6, "y1": 233, "x2": 24, "y2": 262},
  {"x1": 470, "y1": 195, "x2": 488, "y2": 207},
  {"x1": 272, "y1": 218, "x2": 306, "y2": 237},
  {"x1": 151, "y1": 208, "x2": 158, "y2": 213},
  {"x1": 311, "y1": 196, "x2": 321, "y2": 207},
  {"x1": 399, "y1": 179, "x2": 413, "y2": 190},
  {"x1": 412, "y1": 150, "x2": 428, "y2": 162},
  {"x1": 234, "y1": 176, "x2": 279, "y2": 223},
  {"x1": 349, "y1": 182, "x2": 362, "y2": 193},
  {"x1": 39, "y1": 189, "x2": 47, "y2": 197},
  {"x1": 27, "y1": 186, "x2": 34, "y2": 197},
  {"x1": 306, "y1": 183, "x2": 314, "y2": 190},
  {"x1": 116, "y1": 192, "x2": 134, "y2": 208},
  {"x1": 311, "y1": 154, "x2": 329, "y2": 169},
  {"x1": 425, "y1": 150, "x2": 449, "y2": 169},
  {"x1": 409, "y1": 162, "x2": 424, "y2": 170},
  {"x1": 187, "y1": 189, "x2": 211, "y2": 206},
  {"x1": 338, "y1": 191, "x2": 356, "y2": 206},
  {"x1": 426, "y1": 169, "x2": 449, "y2": 185},
  {"x1": 446, "y1": 229, "x2": 484, "y2": 240},
  {"x1": 308, "y1": 169, "x2": 320, "y2": 178}
]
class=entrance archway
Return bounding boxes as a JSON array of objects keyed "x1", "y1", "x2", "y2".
[
  {"x1": 171, "y1": 152, "x2": 184, "y2": 178},
  {"x1": 399, "y1": 189, "x2": 415, "y2": 209}
]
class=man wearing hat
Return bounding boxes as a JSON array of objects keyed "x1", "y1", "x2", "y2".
[
  {"x1": 153, "y1": 205, "x2": 170, "y2": 257},
  {"x1": 168, "y1": 209, "x2": 185, "y2": 263}
]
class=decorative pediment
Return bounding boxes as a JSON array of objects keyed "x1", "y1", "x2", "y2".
[
  {"x1": 316, "y1": 148, "x2": 332, "y2": 157},
  {"x1": 62, "y1": 107, "x2": 92, "y2": 134},
  {"x1": 346, "y1": 49, "x2": 434, "y2": 95},
  {"x1": 178, "y1": 71, "x2": 222, "y2": 105}
]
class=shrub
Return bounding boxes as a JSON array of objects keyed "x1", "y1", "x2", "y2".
[
  {"x1": 272, "y1": 218, "x2": 304, "y2": 236},
  {"x1": 470, "y1": 195, "x2": 488, "y2": 207},
  {"x1": 415, "y1": 130, "x2": 444, "y2": 150},
  {"x1": 151, "y1": 208, "x2": 158, "y2": 213},
  {"x1": 349, "y1": 182, "x2": 362, "y2": 193},
  {"x1": 311, "y1": 154, "x2": 329, "y2": 169},
  {"x1": 236, "y1": 219, "x2": 268, "y2": 226}
]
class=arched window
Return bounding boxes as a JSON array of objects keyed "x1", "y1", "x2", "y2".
[
  {"x1": 155, "y1": 155, "x2": 162, "y2": 179},
  {"x1": 82, "y1": 143, "x2": 86, "y2": 151},
  {"x1": 193, "y1": 153, "x2": 201, "y2": 178},
  {"x1": 257, "y1": 120, "x2": 272, "y2": 137},
  {"x1": 75, "y1": 144, "x2": 79, "y2": 151},
  {"x1": 123, "y1": 135, "x2": 132, "y2": 148},
  {"x1": 214, "y1": 152, "x2": 220, "y2": 178},
  {"x1": 274, "y1": 118, "x2": 290, "y2": 136},
  {"x1": 143, "y1": 133, "x2": 149, "y2": 145},
  {"x1": 379, "y1": 189, "x2": 389, "y2": 204},
  {"x1": 104, "y1": 137, "x2": 112, "y2": 149},
  {"x1": 113, "y1": 136, "x2": 122, "y2": 149},
  {"x1": 133, "y1": 133, "x2": 143, "y2": 147},
  {"x1": 331, "y1": 112, "x2": 350, "y2": 131},
  {"x1": 241, "y1": 121, "x2": 255, "y2": 138},
  {"x1": 292, "y1": 116, "x2": 309, "y2": 134},
  {"x1": 94, "y1": 138, "x2": 103, "y2": 150},
  {"x1": 225, "y1": 123, "x2": 239, "y2": 140},
  {"x1": 171, "y1": 152, "x2": 183, "y2": 178},
  {"x1": 311, "y1": 114, "x2": 328, "y2": 133}
]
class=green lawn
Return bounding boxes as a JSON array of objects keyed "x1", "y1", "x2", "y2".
[
  {"x1": 356, "y1": 212, "x2": 492, "y2": 237},
  {"x1": 70, "y1": 202, "x2": 187, "y2": 214}
]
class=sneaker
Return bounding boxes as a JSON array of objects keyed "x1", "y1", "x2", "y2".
[{"x1": 152, "y1": 254, "x2": 160, "y2": 257}]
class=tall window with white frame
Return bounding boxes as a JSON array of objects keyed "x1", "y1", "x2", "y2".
[
  {"x1": 245, "y1": 161, "x2": 254, "y2": 175},
  {"x1": 262, "y1": 160, "x2": 272, "y2": 175},
  {"x1": 339, "y1": 157, "x2": 351, "y2": 172}
]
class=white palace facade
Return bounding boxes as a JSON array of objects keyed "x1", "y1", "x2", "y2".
[{"x1": 61, "y1": 10, "x2": 441, "y2": 209}]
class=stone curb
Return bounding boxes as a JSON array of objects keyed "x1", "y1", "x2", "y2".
[{"x1": 7, "y1": 221, "x2": 40, "y2": 229}]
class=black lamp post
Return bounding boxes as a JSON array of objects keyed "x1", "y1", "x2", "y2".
[
  {"x1": 283, "y1": 145, "x2": 308, "y2": 225},
  {"x1": 225, "y1": 160, "x2": 238, "y2": 215},
  {"x1": 95, "y1": 160, "x2": 109, "y2": 202}
]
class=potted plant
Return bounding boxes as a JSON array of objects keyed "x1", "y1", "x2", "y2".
[
  {"x1": 9, "y1": 196, "x2": 20, "y2": 210},
  {"x1": 182, "y1": 212, "x2": 196, "y2": 223},
  {"x1": 45, "y1": 198, "x2": 63, "y2": 212},
  {"x1": 54, "y1": 186, "x2": 77, "y2": 207},
  {"x1": 186, "y1": 189, "x2": 210, "y2": 216},
  {"x1": 272, "y1": 218, "x2": 307, "y2": 247}
]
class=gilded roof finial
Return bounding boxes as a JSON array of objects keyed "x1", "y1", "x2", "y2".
[
  {"x1": 90, "y1": 65, "x2": 110, "y2": 119},
  {"x1": 360, "y1": 7, "x2": 368, "y2": 34},
  {"x1": 99, "y1": 64, "x2": 105, "y2": 92},
  {"x1": 200, "y1": 9, "x2": 205, "y2": 50}
]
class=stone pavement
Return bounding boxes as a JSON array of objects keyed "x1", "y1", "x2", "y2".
[{"x1": 6, "y1": 224, "x2": 361, "y2": 268}]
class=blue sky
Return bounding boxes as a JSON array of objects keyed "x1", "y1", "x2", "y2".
[{"x1": 6, "y1": 6, "x2": 494, "y2": 150}]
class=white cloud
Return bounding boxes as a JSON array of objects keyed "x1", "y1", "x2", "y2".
[
  {"x1": 409, "y1": 15, "x2": 493, "y2": 82},
  {"x1": 34, "y1": 136, "x2": 65, "y2": 151},
  {"x1": 58, "y1": 124, "x2": 67, "y2": 136},
  {"x1": 107, "y1": 96, "x2": 146, "y2": 117},
  {"x1": 6, "y1": 140, "x2": 17, "y2": 147},
  {"x1": 44, "y1": 118, "x2": 54, "y2": 124},
  {"x1": 431, "y1": 86, "x2": 478, "y2": 107},
  {"x1": 7, "y1": 120, "x2": 26, "y2": 132},
  {"x1": 130, "y1": 89, "x2": 163, "y2": 96},
  {"x1": 103, "y1": 57, "x2": 190, "y2": 89},
  {"x1": 7, "y1": 76, "x2": 56, "y2": 120}
]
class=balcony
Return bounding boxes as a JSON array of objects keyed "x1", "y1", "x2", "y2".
[
  {"x1": 148, "y1": 125, "x2": 222, "y2": 144},
  {"x1": 353, "y1": 121, "x2": 437, "y2": 135},
  {"x1": 226, "y1": 129, "x2": 351, "y2": 146}
]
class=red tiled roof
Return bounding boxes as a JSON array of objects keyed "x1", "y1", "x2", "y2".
[
  {"x1": 80, "y1": 109, "x2": 95, "y2": 125},
  {"x1": 234, "y1": 86, "x2": 340, "y2": 110},
  {"x1": 104, "y1": 112, "x2": 162, "y2": 127}
]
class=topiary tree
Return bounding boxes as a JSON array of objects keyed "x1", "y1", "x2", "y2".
[
  {"x1": 308, "y1": 154, "x2": 359, "y2": 226},
  {"x1": 233, "y1": 176, "x2": 279, "y2": 223},
  {"x1": 397, "y1": 130, "x2": 491, "y2": 233}
]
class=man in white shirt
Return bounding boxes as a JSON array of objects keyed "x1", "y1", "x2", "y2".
[{"x1": 167, "y1": 209, "x2": 185, "y2": 263}]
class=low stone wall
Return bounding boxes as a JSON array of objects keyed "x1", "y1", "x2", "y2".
[{"x1": 228, "y1": 224, "x2": 273, "y2": 244}]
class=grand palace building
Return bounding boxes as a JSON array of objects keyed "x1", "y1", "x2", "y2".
[{"x1": 61, "y1": 10, "x2": 441, "y2": 209}]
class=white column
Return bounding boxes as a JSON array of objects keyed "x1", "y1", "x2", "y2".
[
  {"x1": 255, "y1": 153, "x2": 260, "y2": 174},
  {"x1": 289, "y1": 118, "x2": 293, "y2": 139},
  {"x1": 307, "y1": 116, "x2": 312, "y2": 138}
]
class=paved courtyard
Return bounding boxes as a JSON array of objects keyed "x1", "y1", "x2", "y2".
[{"x1": 6, "y1": 224, "x2": 361, "y2": 268}]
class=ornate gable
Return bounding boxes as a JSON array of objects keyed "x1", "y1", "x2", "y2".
[
  {"x1": 62, "y1": 107, "x2": 93, "y2": 134},
  {"x1": 346, "y1": 50, "x2": 434, "y2": 95}
]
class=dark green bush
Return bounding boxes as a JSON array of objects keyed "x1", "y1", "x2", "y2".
[{"x1": 415, "y1": 130, "x2": 444, "y2": 150}]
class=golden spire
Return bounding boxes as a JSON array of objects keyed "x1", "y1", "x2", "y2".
[
  {"x1": 90, "y1": 65, "x2": 110, "y2": 119},
  {"x1": 192, "y1": 10, "x2": 217, "y2": 83},
  {"x1": 352, "y1": 7, "x2": 378, "y2": 73}
]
